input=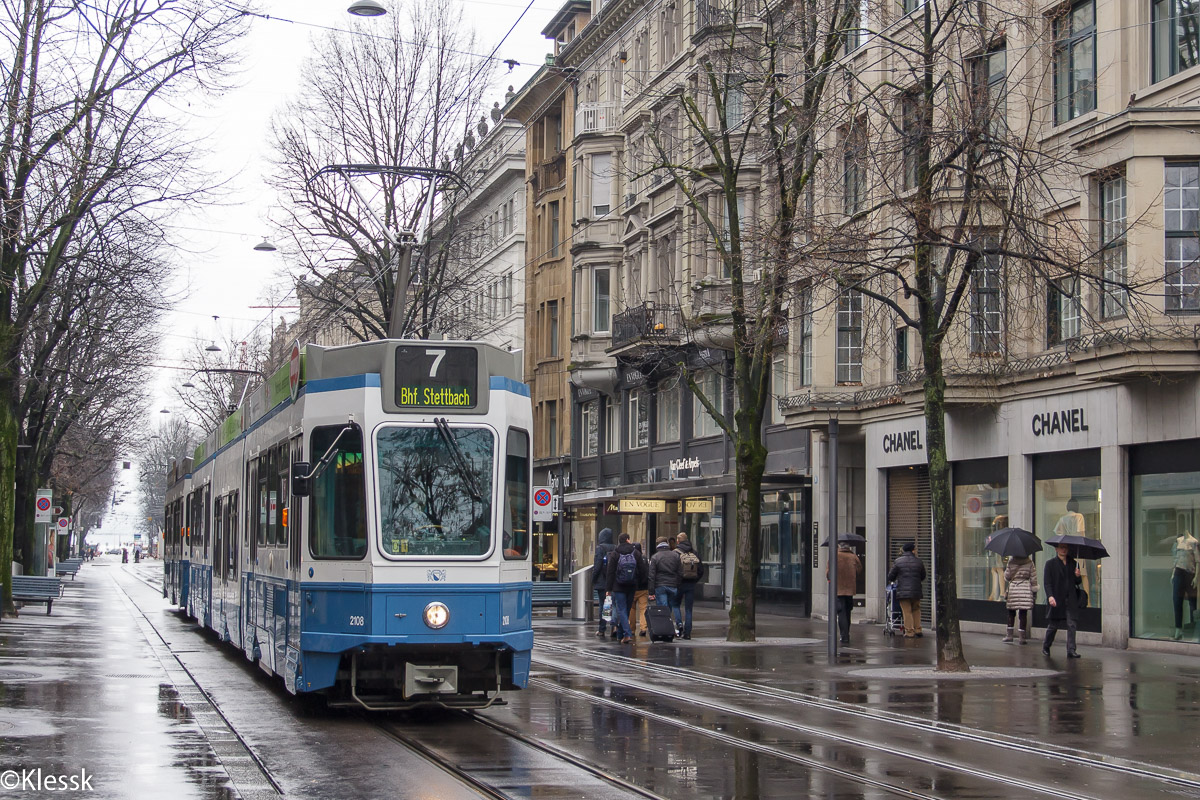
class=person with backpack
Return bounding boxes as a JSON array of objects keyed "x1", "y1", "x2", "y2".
[
  {"x1": 605, "y1": 532, "x2": 647, "y2": 644},
  {"x1": 629, "y1": 542, "x2": 651, "y2": 637},
  {"x1": 648, "y1": 536, "x2": 683, "y2": 634},
  {"x1": 592, "y1": 528, "x2": 617, "y2": 638},
  {"x1": 675, "y1": 532, "x2": 705, "y2": 639}
]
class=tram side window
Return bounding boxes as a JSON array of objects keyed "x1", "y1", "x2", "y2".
[
  {"x1": 204, "y1": 484, "x2": 212, "y2": 560},
  {"x1": 256, "y1": 453, "x2": 269, "y2": 547},
  {"x1": 289, "y1": 435, "x2": 302, "y2": 567},
  {"x1": 309, "y1": 424, "x2": 367, "y2": 559},
  {"x1": 228, "y1": 491, "x2": 239, "y2": 574},
  {"x1": 504, "y1": 429, "x2": 530, "y2": 560},
  {"x1": 213, "y1": 496, "x2": 223, "y2": 578},
  {"x1": 273, "y1": 442, "x2": 287, "y2": 548}
]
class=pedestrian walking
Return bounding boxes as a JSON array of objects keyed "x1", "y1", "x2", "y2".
[
  {"x1": 606, "y1": 532, "x2": 648, "y2": 644},
  {"x1": 675, "y1": 532, "x2": 705, "y2": 639},
  {"x1": 592, "y1": 528, "x2": 617, "y2": 638},
  {"x1": 886, "y1": 542, "x2": 926, "y2": 638},
  {"x1": 1042, "y1": 543, "x2": 1083, "y2": 658},
  {"x1": 648, "y1": 537, "x2": 683, "y2": 634},
  {"x1": 1003, "y1": 554, "x2": 1038, "y2": 644},
  {"x1": 826, "y1": 543, "x2": 862, "y2": 644},
  {"x1": 629, "y1": 542, "x2": 651, "y2": 638}
]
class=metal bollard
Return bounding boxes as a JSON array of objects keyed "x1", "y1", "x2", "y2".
[{"x1": 570, "y1": 566, "x2": 594, "y2": 622}]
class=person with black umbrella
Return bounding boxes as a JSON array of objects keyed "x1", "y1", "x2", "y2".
[
  {"x1": 1043, "y1": 543, "x2": 1083, "y2": 658},
  {"x1": 1003, "y1": 553, "x2": 1038, "y2": 644}
]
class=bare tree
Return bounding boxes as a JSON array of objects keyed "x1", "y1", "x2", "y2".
[
  {"x1": 270, "y1": 0, "x2": 493, "y2": 343},
  {"x1": 0, "y1": 0, "x2": 246, "y2": 612},
  {"x1": 808, "y1": 1, "x2": 1152, "y2": 670},
  {"x1": 135, "y1": 415, "x2": 196, "y2": 541},
  {"x1": 630, "y1": 0, "x2": 854, "y2": 641},
  {"x1": 172, "y1": 328, "x2": 271, "y2": 432}
]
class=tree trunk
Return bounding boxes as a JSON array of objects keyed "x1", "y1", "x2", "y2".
[
  {"x1": 728, "y1": 421, "x2": 767, "y2": 642},
  {"x1": 13, "y1": 452, "x2": 37, "y2": 573},
  {"x1": 924, "y1": 345, "x2": 969, "y2": 671},
  {"x1": 0, "y1": 393, "x2": 17, "y2": 616}
]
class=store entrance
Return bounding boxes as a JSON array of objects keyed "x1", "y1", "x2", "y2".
[{"x1": 757, "y1": 487, "x2": 813, "y2": 615}]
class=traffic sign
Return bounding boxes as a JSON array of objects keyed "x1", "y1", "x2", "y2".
[
  {"x1": 533, "y1": 486, "x2": 553, "y2": 522},
  {"x1": 35, "y1": 490, "x2": 53, "y2": 524},
  {"x1": 56, "y1": 517, "x2": 70, "y2": 529}
]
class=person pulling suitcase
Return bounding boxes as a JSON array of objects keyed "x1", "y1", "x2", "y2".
[{"x1": 648, "y1": 537, "x2": 683, "y2": 640}]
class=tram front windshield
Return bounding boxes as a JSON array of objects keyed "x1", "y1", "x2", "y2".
[{"x1": 376, "y1": 425, "x2": 494, "y2": 557}]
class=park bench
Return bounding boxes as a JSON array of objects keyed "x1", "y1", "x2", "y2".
[
  {"x1": 55, "y1": 558, "x2": 82, "y2": 580},
  {"x1": 531, "y1": 582, "x2": 573, "y2": 617},
  {"x1": 11, "y1": 575, "x2": 64, "y2": 615}
]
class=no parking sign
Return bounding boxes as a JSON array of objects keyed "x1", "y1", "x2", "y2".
[
  {"x1": 35, "y1": 490, "x2": 53, "y2": 524},
  {"x1": 533, "y1": 487, "x2": 553, "y2": 522},
  {"x1": 56, "y1": 517, "x2": 70, "y2": 533}
]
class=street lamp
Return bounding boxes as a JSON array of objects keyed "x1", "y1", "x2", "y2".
[
  {"x1": 180, "y1": 367, "x2": 268, "y2": 414},
  {"x1": 253, "y1": 239, "x2": 277, "y2": 252},
  {"x1": 347, "y1": 0, "x2": 387, "y2": 15}
]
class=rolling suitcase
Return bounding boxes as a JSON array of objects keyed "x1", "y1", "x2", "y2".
[{"x1": 645, "y1": 604, "x2": 677, "y2": 642}]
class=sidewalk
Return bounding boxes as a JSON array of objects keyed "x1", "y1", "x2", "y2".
[
  {"x1": 0, "y1": 557, "x2": 276, "y2": 799},
  {"x1": 538, "y1": 600, "x2": 1200, "y2": 780}
]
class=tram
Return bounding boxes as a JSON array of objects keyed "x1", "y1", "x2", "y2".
[{"x1": 162, "y1": 340, "x2": 533, "y2": 709}]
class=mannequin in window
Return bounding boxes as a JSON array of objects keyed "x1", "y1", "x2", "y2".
[
  {"x1": 1171, "y1": 530, "x2": 1198, "y2": 640},
  {"x1": 1054, "y1": 498, "x2": 1089, "y2": 602},
  {"x1": 989, "y1": 514, "x2": 1009, "y2": 602}
]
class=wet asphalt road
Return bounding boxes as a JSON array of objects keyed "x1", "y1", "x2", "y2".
[{"x1": 3, "y1": 558, "x2": 1200, "y2": 799}]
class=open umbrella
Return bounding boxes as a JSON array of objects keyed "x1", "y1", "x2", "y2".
[
  {"x1": 819, "y1": 532, "x2": 867, "y2": 547},
  {"x1": 984, "y1": 527, "x2": 1042, "y2": 558},
  {"x1": 1044, "y1": 533, "x2": 1109, "y2": 560}
]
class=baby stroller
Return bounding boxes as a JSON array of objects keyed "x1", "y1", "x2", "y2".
[{"x1": 884, "y1": 582, "x2": 904, "y2": 636}]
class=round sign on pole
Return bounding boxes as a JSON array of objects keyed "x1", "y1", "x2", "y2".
[
  {"x1": 534, "y1": 489, "x2": 552, "y2": 507},
  {"x1": 36, "y1": 497, "x2": 51, "y2": 512},
  {"x1": 56, "y1": 517, "x2": 70, "y2": 529}
]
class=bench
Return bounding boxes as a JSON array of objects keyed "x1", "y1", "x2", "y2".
[
  {"x1": 55, "y1": 559, "x2": 82, "y2": 580},
  {"x1": 11, "y1": 575, "x2": 64, "y2": 615},
  {"x1": 531, "y1": 582, "x2": 572, "y2": 617}
]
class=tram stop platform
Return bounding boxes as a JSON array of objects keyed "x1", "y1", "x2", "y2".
[{"x1": 1, "y1": 557, "x2": 1197, "y2": 798}]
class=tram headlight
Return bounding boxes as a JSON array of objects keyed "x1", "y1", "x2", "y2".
[{"x1": 423, "y1": 601, "x2": 450, "y2": 629}]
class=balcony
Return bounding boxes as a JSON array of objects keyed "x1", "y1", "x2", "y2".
[
  {"x1": 576, "y1": 102, "x2": 618, "y2": 135},
  {"x1": 610, "y1": 302, "x2": 683, "y2": 351},
  {"x1": 533, "y1": 152, "x2": 566, "y2": 192}
]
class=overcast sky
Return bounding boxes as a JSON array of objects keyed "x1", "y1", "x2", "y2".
[{"x1": 149, "y1": 0, "x2": 552, "y2": 415}]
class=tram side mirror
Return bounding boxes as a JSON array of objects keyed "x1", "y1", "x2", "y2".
[{"x1": 291, "y1": 462, "x2": 312, "y2": 497}]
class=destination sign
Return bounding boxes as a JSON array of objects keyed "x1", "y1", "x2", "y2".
[{"x1": 394, "y1": 345, "x2": 479, "y2": 410}]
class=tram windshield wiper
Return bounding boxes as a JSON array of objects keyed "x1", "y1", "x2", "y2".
[{"x1": 433, "y1": 417, "x2": 483, "y2": 504}]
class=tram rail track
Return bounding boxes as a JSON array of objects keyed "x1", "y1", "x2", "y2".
[{"x1": 534, "y1": 640, "x2": 1200, "y2": 799}]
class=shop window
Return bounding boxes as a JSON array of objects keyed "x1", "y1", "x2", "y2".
[
  {"x1": 953, "y1": 459, "x2": 1009, "y2": 604},
  {"x1": 759, "y1": 490, "x2": 808, "y2": 592},
  {"x1": 1131, "y1": 440, "x2": 1200, "y2": 641},
  {"x1": 680, "y1": 495, "x2": 724, "y2": 587},
  {"x1": 1033, "y1": 456, "x2": 1101, "y2": 612}
]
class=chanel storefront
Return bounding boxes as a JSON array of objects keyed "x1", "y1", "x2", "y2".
[{"x1": 843, "y1": 376, "x2": 1200, "y2": 651}]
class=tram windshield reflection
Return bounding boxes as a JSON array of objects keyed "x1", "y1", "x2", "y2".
[{"x1": 376, "y1": 425, "x2": 494, "y2": 557}]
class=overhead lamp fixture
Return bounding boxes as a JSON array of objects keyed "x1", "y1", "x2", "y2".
[
  {"x1": 181, "y1": 379, "x2": 196, "y2": 389},
  {"x1": 253, "y1": 239, "x2": 277, "y2": 252},
  {"x1": 347, "y1": 0, "x2": 387, "y2": 16},
  {"x1": 159, "y1": 408, "x2": 170, "y2": 414},
  {"x1": 205, "y1": 341, "x2": 221, "y2": 353}
]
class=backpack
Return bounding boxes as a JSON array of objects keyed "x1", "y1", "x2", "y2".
[
  {"x1": 615, "y1": 550, "x2": 638, "y2": 584},
  {"x1": 679, "y1": 549, "x2": 701, "y2": 580}
]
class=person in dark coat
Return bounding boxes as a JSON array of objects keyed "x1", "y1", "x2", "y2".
[
  {"x1": 592, "y1": 528, "x2": 617, "y2": 637},
  {"x1": 605, "y1": 532, "x2": 648, "y2": 644},
  {"x1": 648, "y1": 537, "x2": 683, "y2": 633},
  {"x1": 1042, "y1": 543, "x2": 1083, "y2": 658},
  {"x1": 887, "y1": 541, "x2": 926, "y2": 638},
  {"x1": 675, "y1": 533, "x2": 705, "y2": 639}
]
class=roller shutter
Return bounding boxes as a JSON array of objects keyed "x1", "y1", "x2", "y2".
[{"x1": 887, "y1": 466, "x2": 932, "y2": 628}]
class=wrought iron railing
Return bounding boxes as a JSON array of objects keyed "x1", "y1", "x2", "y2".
[{"x1": 611, "y1": 302, "x2": 683, "y2": 350}]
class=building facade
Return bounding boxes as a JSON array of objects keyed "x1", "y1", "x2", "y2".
[{"x1": 778, "y1": 0, "x2": 1200, "y2": 652}]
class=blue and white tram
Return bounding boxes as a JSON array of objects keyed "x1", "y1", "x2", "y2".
[{"x1": 163, "y1": 340, "x2": 534, "y2": 709}]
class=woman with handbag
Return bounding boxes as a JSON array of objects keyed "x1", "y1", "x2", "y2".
[{"x1": 1003, "y1": 554, "x2": 1037, "y2": 644}]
